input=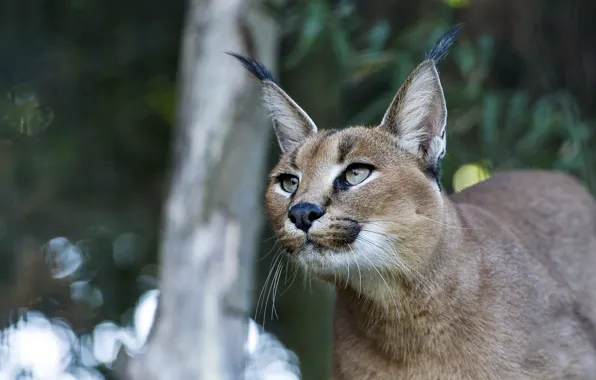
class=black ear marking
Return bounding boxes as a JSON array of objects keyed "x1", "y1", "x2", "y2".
[
  {"x1": 425, "y1": 163, "x2": 443, "y2": 191},
  {"x1": 226, "y1": 52, "x2": 276, "y2": 83},
  {"x1": 227, "y1": 51, "x2": 318, "y2": 153},
  {"x1": 424, "y1": 24, "x2": 463, "y2": 65}
]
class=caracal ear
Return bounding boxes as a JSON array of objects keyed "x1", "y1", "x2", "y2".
[
  {"x1": 378, "y1": 24, "x2": 462, "y2": 170},
  {"x1": 228, "y1": 53, "x2": 317, "y2": 153}
]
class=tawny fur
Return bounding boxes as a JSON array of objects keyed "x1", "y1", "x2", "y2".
[
  {"x1": 266, "y1": 131, "x2": 596, "y2": 379},
  {"x1": 234, "y1": 25, "x2": 596, "y2": 380}
]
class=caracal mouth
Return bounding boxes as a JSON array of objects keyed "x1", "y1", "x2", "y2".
[
  {"x1": 290, "y1": 222, "x2": 397, "y2": 276},
  {"x1": 291, "y1": 236, "x2": 356, "y2": 275},
  {"x1": 303, "y1": 235, "x2": 332, "y2": 250}
]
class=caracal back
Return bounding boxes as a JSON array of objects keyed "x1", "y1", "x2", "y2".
[{"x1": 451, "y1": 170, "x2": 596, "y2": 322}]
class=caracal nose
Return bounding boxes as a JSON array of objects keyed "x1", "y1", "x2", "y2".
[{"x1": 287, "y1": 202, "x2": 326, "y2": 232}]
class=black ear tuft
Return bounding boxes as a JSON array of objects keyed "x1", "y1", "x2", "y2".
[
  {"x1": 226, "y1": 52, "x2": 276, "y2": 83},
  {"x1": 424, "y1": 24, "x2": 463, "y2": 65}
]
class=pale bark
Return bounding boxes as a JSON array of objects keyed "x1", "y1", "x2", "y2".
[{"x1": 126, "y1": 0, "x2": 278, "y2": 378}]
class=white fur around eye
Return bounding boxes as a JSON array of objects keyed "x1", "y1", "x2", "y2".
[
  {"x1": 274, "y1": 184, "x2": 292, "y2": 197},
  {"x1": 328, "y1": 165, "x2": 345, "y2": 185}
]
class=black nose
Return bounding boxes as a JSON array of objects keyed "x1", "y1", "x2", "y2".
[{"x1": 288, "y1": 202, "x2": 325, "y2": 232}]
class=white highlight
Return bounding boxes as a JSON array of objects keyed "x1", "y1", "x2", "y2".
[
  {"x1": 43, "y1": 237, "x2": 84, "y2": 279},
  {"x1": 0, "y1": 287, "x2": 300, "y2": 380},
  {"x1": 244, "y1": 319, "x2": 301, "y2": 380},
  {"x1": 134, "y1": 289, "x2": 159, "y2": 346},
  {"x1": 0, "y1": 313, "x2": 102, "y2": 380},
  {"x1": 0, "y1": 289, "x2": 160, "y2": 379},
  {"x1": 274, "y1": 184, "x2": 292, "y2": 197},
  {"x1": 327, "y1": 164, "x2": 344, "y2": 186},
  {"x1": 0, "y1": 313, "x2": 73, "y2": 379}
]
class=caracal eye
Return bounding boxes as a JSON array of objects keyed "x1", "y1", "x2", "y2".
[
  {"x1": 345, "y1": 164, "x2": 372, "y2": 186},
  {"x1": 279, "y1": 175, "x2": 299, "y2": 193}
]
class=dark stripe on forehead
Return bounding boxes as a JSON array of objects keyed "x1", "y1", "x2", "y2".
[
  {"x1": 310, "y1": 136, "x2": 325, "y2": 157},
  {"x1": 323, "y1": 129, "x2": 339, "y2": 137},
  {"x1": 337, "y1": 134, "x2": 356, "y2": 163},
  {"x1": 288, "y1": 130, "x2": 338, "y2": 168},
  {"x1": 287, "y1": 147, "x2": 300, "y2": 168},
  {"x1": 289, "y1": 135, "x2": 325, "y2": 167}
]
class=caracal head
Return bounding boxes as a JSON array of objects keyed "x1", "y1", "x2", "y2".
[{"x1": 230, "y1": 25, "x2": 461, "y2": 281}]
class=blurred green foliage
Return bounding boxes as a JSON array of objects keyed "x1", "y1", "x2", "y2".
[
  {"x1": 0, "y1": 0, "x2": 182, "y2": 347},
  {"x1": 271, "y1": 0, "x2": 595, "y2": 193}
]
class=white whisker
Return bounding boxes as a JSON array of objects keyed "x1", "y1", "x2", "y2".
[
  {"x1": 259, "y1": 250, "x2": 284, "y2": 328},
  {"x1": 353, "y1": 239, "x2": 400, "y2": 318},
  {"x1": 270, "y1": 260, "x2": 284, "y2": 320}
]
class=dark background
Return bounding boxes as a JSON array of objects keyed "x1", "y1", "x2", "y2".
[{"x1": 1, "y1": 0, "x2": 596, "y2": 379}]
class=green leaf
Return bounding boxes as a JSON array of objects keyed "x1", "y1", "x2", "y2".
[
  {"x1": 516, "y1": 98, "x2": 554, "y2": 151},
  {"x1": 334, "y1": 0, "x2": 355, "y2": 18},
  {"x1": 443, "y1": 0, "x2": 470, "y2": 8},
  {"x1": 453, "y1": 42, "x2": 476, "y2": 74},
  {"x1": 330, "y1": 20, "x2": 352, "y2": 67},
  {"x1": 284, "y1": 1, "x2": 327, "y2": 69},
  {"x1": 348, "y1": 51, "x2": 395, "y2": 81},
  {"x1": 367, "y1": 20, "x2": 391, "y2": 52},
  {"x1": 393, "y1": 52, "x2": 415, "y2": 85},
  {"x1": 0, "y1": 85, "x2": 54, "y2": 138},
  {"x1": 143, "y1": 76, "x2": 176, "y2": 124},
  {"x1": 349, "y1": 91, "x2": 395, "y2": 125},
  {"x1": 481, "y1": 93, "x2": 501, "y2": 144},
  {"x1": 504, "y1": 92, "x2": 529, "y2": 135},
  {"x1": 477, "y1": 34, "x2": 495, "y2": 62}
]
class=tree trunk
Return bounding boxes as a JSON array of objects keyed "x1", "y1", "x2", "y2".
[{"x1": 126, "y1": 0, "x2": 278, "y2": 378}]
